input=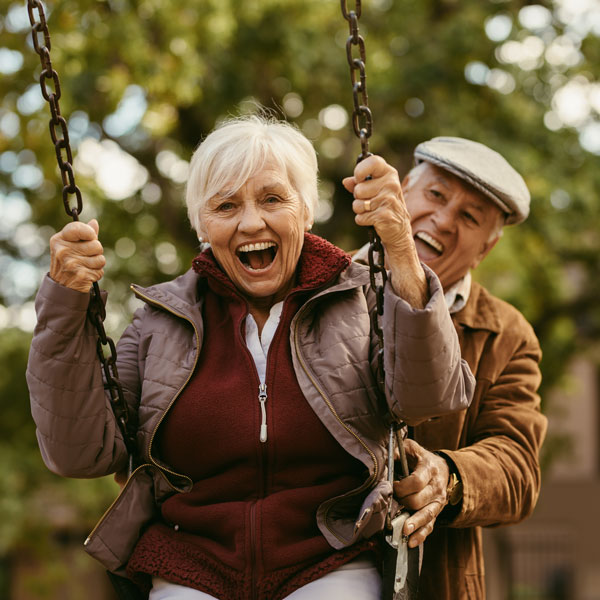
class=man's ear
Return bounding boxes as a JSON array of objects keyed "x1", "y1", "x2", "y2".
[{"x1": 470, "y1": 233, "x2": 501, "y2": 270}]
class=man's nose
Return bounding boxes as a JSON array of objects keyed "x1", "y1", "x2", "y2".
[
  {"x1": 431, "y1": 205, "x2": 456, "y2": 233},
  {"x1": 238, "y1": 202, "x2": 266, "y2": 233}
]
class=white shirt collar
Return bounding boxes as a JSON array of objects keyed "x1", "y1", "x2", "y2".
[
  {"x1": 244, "y1": 302, "x2": 284, "y2": 384},
  {"x1": 444, "y1": 271, "x2": 472, "y2": 314}
]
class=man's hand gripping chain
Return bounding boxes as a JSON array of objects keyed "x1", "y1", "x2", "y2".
[{"x1": 383, "y1": 424, "x2": 421, "y2": 599}]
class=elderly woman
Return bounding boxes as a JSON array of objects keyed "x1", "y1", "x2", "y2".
[{"x1": 27, "y1": 115, "x2": 473, "y2": 600}]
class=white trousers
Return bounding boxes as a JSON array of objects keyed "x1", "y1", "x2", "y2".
[{"x1": 149, "y1": 557, "x2": 381, "y2": 600}]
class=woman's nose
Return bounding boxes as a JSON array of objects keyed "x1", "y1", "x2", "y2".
[{"x1": 238, "y1": 203, "x2": 266, "y2": 233}]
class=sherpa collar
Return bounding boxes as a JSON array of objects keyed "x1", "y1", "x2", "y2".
[{"x1": 191, "y1": 233, "x2": 351, "y2": 298}]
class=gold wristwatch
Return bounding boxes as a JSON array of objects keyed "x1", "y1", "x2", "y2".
[{"x1": 446, "y1": 471, "x2": 463, "y2": 506}]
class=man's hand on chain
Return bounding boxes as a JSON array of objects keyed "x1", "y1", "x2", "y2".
[{"x1": 393, "y1": 439, "x2": 450, "y2": 548}]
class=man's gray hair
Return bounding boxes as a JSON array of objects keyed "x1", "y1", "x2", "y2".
[{"x1": 186, "y1": 114, "x2": 318, "y2": 236}]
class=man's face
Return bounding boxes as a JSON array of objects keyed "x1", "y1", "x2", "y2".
[{"x1": 403, "y1": 163, "x2": 504, "y2": 290}]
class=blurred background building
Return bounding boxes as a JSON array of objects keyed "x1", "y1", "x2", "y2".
[{"x1": 485, "y1": 357, "x2": 600, "y2": 600}]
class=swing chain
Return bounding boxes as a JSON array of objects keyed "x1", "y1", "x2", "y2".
[
  {"x1": 341, "y1": 0, "x2": 373, "y2": 163},
  {"x1": 27, "y1": 0, "x2": 137, "y2": 466},
  {"x1": 27, "y1": 0, "x2": 82, "y2": 220},
  {"x1": 341, "y1": 0, "x2": 386, "y2": 392},
  {"x1": 340, "y1": 10, "x2": 418, "y2": 599}
]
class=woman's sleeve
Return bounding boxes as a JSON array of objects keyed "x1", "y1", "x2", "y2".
[
  {"x1": 380, "y1": 264, "x2": 475, "y2": 423},
  {"x1": 26, "y1": 274, "x2": 142, "y2": 478}
]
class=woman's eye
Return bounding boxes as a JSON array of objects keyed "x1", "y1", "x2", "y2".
[
  {"x1": 217, "y1": 202, "x2": 235, "y2": 212},
  {"x1": 264, "y1": 195, "x2": 281, "y2": 205}
]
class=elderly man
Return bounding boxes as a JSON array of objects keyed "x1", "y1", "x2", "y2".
[{"x1": 345, "y1": 137, "x2": 547, "y2": 599}]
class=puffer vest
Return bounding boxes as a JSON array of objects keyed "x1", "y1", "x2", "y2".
[{"x1": 127, "y1": 235, "x2": 381, "y2": 599}]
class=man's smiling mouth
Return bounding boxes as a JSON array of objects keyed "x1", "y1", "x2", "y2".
[
  {"x1": 414, "y1": 231, "x2": 443, "y2": 256},
  {"x1": 237, "y1": 241, "x2": 278, "y2": 271}
]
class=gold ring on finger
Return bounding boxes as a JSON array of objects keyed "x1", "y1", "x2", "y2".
[{"x1": 364, "y1": 200, "x2": 371, "y2": 212}]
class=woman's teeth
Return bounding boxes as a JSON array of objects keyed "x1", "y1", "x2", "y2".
[
  {"x1": 237, "y1": 242, "x2": 277, "y2": 270},
  {"x1": 238, "y1": 241, "x2": 276, "y2": 253}
]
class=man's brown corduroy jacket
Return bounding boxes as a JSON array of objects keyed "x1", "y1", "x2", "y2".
[{"x1": 415, "y1": 280, "x2": 547, "y2": 599}]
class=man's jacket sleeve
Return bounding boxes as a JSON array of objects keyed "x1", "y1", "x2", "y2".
[{"x1": 442, "y1": 320, "x2": 546, "y2": 527}]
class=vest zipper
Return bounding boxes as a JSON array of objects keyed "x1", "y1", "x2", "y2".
[
  {"x1": 258, "y1": 383, "x2": 268, "y2": 443},
  {"x1": 292, "y1": 301, "x2": 379, "y2": 545},
  {"x1": 86, "y1": 287, "x2": 202, "y2": 546}
]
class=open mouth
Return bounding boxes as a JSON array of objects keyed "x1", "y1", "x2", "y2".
[
  {"x1": 236, "y1": 241, "x2": 278, "y2": 271},
  {"x1": 414, "y1": 231, "x2": 443, "y2": 257}
]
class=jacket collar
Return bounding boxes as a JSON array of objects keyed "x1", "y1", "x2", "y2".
[
  {"x1": 191, "y1": 233, "x2": 352, "y2": 299},
  {"x1": 130, "y1": 269, "x2": 204, "y2": 323},
  {"x1": 452, "y1": 280, "x2": 502, "y2": 333}
]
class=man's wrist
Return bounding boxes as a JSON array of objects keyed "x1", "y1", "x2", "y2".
[
  {"x1": 388, "y1": 260, "x2": 428, "y2": 308},
  {"x1": 435, "y1": 451, "x2": 463, "y2": 522}
]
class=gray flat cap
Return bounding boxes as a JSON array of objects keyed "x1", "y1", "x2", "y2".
[{"x1": 414, "y1": 136, "x2": 530, "y2": 225}]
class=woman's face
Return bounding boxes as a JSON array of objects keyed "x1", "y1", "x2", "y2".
[{"x1": 198, "y1": 163, "x2": 311, "y2": 306}]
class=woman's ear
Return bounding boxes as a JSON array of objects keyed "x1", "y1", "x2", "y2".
[
  {"x1": 197, "y1": 218, "x2": 208, "y2": 242},
  {"x1": 303, "y1": 203, "x2": 313, "y2": 232}
]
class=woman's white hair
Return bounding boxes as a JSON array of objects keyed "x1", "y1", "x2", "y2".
[{"x1": 186, "y1": 114, "x2": 318, "y2": 236}]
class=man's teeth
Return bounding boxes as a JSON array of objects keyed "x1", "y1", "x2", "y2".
[
  {"x1": 415, "y1": 232, "x2": 443, "y2": 253},
  {"x1": 238, "y1": 241, "x2": 276, "y2": 253}
]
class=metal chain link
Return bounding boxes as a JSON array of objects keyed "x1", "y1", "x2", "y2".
[
  {"x1": 27, "y1": 0, "x2": 136, "y2": 470},
  {"x1": 341, "y1": 3, "x2": 411, "y2": 498},
  {"x1": 341, "y1": 0, "x2": 388, "y2": 395},
  {"x1": 341, "y1": 0, "x2": 373, "y2": 163}
]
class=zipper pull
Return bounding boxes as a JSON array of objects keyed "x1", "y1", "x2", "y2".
[{"x1": 258, "y1": 383, "x2": 267, "y2": 443}]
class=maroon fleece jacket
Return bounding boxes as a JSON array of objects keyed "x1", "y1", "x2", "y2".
[{"x1": 127, "y1": 235, "x2": 381, "y2": 599}]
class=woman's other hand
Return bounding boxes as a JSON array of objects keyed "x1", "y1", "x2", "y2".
[
  {"x1": 343, "y1": 156, "x2": 428, "y2": 308},
  {"x1": 49, "y1": 219, "x2": 106, "y2": 293}
]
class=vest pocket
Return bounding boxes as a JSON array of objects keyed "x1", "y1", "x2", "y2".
[{"x1": 84, "y1": 466, "x2": 156, "y2": 574}]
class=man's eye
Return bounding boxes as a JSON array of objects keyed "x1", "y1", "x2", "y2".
[
  {"x1": 464, "y1": 212, "x2": 479, "y2": 225},
  {"x1": 428, "y1": 189, "x2": 443, "y2": 200}
]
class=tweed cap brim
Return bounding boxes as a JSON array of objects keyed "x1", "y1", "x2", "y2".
[{"x1": 414, "y1": 137, "x2": 530, "y2": 225}]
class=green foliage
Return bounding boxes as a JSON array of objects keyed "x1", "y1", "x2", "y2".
[{"x1": 1, "y1": 0, "x2": 599, "y2": 569}]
